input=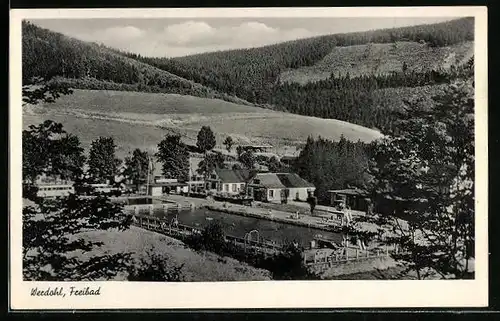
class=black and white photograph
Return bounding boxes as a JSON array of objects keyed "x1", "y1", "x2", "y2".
[{"x1": 10, "y1": 7, "x2": 488, "y2": 309}]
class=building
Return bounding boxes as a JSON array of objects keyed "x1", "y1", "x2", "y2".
[
  {"x1": 280, "y1": 155, "x2": 298, "y2": 167},
  {"x1": 147, "y1": 180, "x2": 189, "y2": 196},
  {"x1": 248, "y1": 173, "x2": 315, "y2": 203},
  {"x1": 327, "y1": 188, "x2": 371, "y2": 212},
  {"x1": 186, "y1": 156, "x2": 206, "y2": 193},
  {"x1": 206, "y1": 168, "x2": 255, "y2": 195}
]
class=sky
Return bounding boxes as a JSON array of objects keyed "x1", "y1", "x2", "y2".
[{"x1": 29, "y1": 17, "x2": 456, "y2": 58}]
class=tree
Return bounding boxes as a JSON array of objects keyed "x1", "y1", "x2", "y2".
[
  {"x1": 156, "y1": 134, "x2": 189, "y2": 182},
  {"x1": 197, "y1": 151, "x2": 226, "y2": 191},
  {"x1": 262, "y1": 243, "x2": 318, "y2": 280},
  {"x1": 223, "y1": 136, "x2": 234, "y2": 153},
  {"x1": 268, "y1": 156, "x2": 285, "y2": 173},
  {"x1": 128, "y1": 249, "x2": 185, "y2": 281},
  {"x1": 354, "y1": 80, "x2": 474, "y2": 279},
  {"x1": 88, "y1": 137, "x2": 120, "y2": 184},
  {"x1": 202, "y1": 220, "x2": 227, "y2": 254},
  {"x1": 22, "y1": 77, "x2": 73, "y2": 106},
  {"x1": 22, "y1": 120, "x2": 85, "y2": 186},
  {"x1": 186, "y1": 220, "x2": 227, "y2": 255},
  {"x1": 124, "y1": 148, "x2": 150, "y2": 191},
  {"x1": 23, "y1": 193, "x2": 132, "y2": 280},
  {"x1": 196, "y1": 126, "x2": 216, "y2": 154},
  {"x1": 239, "y1": 149, "x2": 256, "y2": 170}
]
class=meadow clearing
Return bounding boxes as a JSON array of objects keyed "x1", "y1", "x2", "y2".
[
  {"x1": 23, "y1": 89, "x2": 383, "y2": 158},
  {"x1": 278, "y1": 41, "x2": 474, "y2": 85}
]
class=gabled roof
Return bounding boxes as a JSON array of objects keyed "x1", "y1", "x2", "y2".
[
  {"x1": 276, "y1": 173, "x2": 314, "y2": 188},
  {"x1": 251, "y1": 173, "x2": 286, "y2": 188},
  {"x1": 251, "y1": 173, "x2": 315, "y2": 189},
  {"x1": 214, "y1": 169, "x2": 255, "y2": 183},
  {"x1": 328, "y1": 188, "x2": 366, "y2": 196}
]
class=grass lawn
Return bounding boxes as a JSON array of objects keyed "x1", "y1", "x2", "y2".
[
  {"x1": 23, "y1": 89, "x2": 383, "y2": 158},
  {"x1": 66, "y1": 226, "x2": 272, "y2": 281}
]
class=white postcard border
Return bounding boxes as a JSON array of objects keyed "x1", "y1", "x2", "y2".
[{"x1": 9, "y1": 6, "x2": 489, "y2": 310}]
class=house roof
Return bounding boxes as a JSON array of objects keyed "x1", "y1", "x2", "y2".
[
  {"x1": 149, "y1": 182, "x2": 187, "y2": 188},
  {"x1": 251, "y1": 173, "x2": 314, "y2": 189},
  {"x1": 214, "y1": 169, "x2": 255, "y2": 183},
  {"x1": 276, "y1": 173, "x2": 314, "y2": 188},
  {"x1": 328, "y1": 188, "x2": 367, "y2": 196},
  {"x1": 251, "y1": 173, "x2": 286, "y2": 188}
]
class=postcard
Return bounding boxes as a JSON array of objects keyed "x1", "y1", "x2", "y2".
[{"x1": 9, "y1": 6, "x2": 488, "y2": 310}]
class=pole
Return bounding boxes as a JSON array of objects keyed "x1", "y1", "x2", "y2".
[{"x1": 146, "y1": 155, "x2": 152, "y2": 196}]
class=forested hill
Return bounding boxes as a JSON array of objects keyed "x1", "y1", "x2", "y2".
[
  {"x1": 123, "y1": 17, "x2": 474, "y2": 132},
  {"x1": 131, "y1": 17, "x2": 474, "y2": 105},
  {"x1": 22, "y1": 21, "x2": 251, "y2": 105},
  {"x1": 23, "y1": 18, "x2": 474, "y2": 133}
]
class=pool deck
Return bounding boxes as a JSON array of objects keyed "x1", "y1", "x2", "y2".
[
  {"x1": 204, "y1": 202, "x2": 342, "y2": 232},
  {"x1": 154, "y1": 194, "x2": 382, "y2": 236}
]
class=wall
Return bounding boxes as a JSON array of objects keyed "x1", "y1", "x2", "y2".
[
  {"x1": 149, "y1": 187, "x2": 163, "y2": 197},
  {"x1": 288, "y1": 187, "x2": 315, "y2": 201},
  {"x1": 221, "y1": 183, "x2": 246, "y2": 195},
  {"x1": 266, "y1": 188, "x2": 281, "y2": 202}
]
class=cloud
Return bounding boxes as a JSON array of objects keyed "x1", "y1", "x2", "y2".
[{"x1": 70, "y1": 21, "x2": 319, "y2": 57}]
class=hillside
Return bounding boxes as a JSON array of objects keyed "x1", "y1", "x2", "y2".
[
  {"x1": 23, "y1": 18, "x2": 474, "y2": 133},
  {"x1": 279, "y1": 41, "x2": 474, "y2": 85},
  {"x1": 23, "y1": 89, "x2": 383, "y2": 158},
  {"x1": 135, "y1": 17, "x2": 473, "y2": 105},
  {"x1": 68, "y1": 226, "x2": 272, "y2": 281},
  {"x1": 22, "y1": 21, "x2": 250, "y2": 106}
]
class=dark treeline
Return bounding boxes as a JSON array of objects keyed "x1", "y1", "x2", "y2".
[
  {"x1": 22, "y1": 21, "x2": 248, "y2": 105},
  {"x1": 125, "y1": 18, "x2": 473, "y2": 105},
  {"x1": 271, "y1": 60, "x2": 474, "y2": 131},
  {"x1": 293, "y1": 135, "x2": 373, "y2": 204}
]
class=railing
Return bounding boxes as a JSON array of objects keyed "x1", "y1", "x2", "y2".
[
  {"x1": 304, "y1": 244, "x2": 401, "y2": 268},
  {"x1": 120, "y1": 213, "x2": 284, "y2": 255},
  {"x1": 123, "y1": 202, "x2": 194, "y2": 216}
]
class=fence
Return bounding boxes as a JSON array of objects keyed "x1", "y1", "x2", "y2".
[
  {"x1": 123, "y1": 203, "x2": 194, "y2": 216},
  {"x1": 304, "y1": 244, "x2": 401, "y2": 268},
  {"x1": 119, "y1": 213, "x2": 284, "y2": 255}
]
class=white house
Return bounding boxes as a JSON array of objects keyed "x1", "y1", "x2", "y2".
[
  {"x1": 248, "y1": 173, "x2": 315, "y2": 203},
  {"x1": 206, "y1": 168, "x2": 255, "y2": 195}
]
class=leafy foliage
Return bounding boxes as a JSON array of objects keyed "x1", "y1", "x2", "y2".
[
  {"x1": 22, "y1": 120, "x2": 85, "y2": 185},
  {"x1": 156, "y1": 134, "x2": 189, "y2": 181},
  {"x1": 294, "y1": 135, "x2": 372, "y2": 203},
  {"x1": 23, "y1": 194, "x2": 132, "y2": 280},
  {"x1": 223, "y1": 136, "x2": 234, "y2": 153},
  {"x1": 352, "y1": 81, "x2": 475, "y2": 279},
  {"x1": 88, "y1": 136, "x2": 121, "y2": 184},
  {"x1": 238, "y1": 149, "x2": 256, "y2": 170},
  {"x1": 186, "y1": 220, "x2": 227, "y2": 255},
  {"x1": 196, "y1": 125, "x2": 217, "y2": 153},
  {"x1": 197, "y1": 151, "x2": 226, "y2": 181},
  {"x1": 124, "y1": 148, "x2": 151, "y2": 190},
  {"x1": 23, "y1": 77, "x2": 73, "y2": 106},
  {"x1": 128, "y1": 249, "x2": 185, "y2": 281}
]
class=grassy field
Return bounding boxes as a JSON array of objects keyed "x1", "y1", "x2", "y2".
[
  {"x1": 279, "y1": 41, "x2": 474, "y2": 85},
  {"x1": 67, "y1": 226, "x2": 272, "y2": 281},
  {"x1": 23, "y1": 89, "x2": 383, "y2": 158}
]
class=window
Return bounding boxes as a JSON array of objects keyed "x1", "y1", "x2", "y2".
[
  {"x1": 224, "y1": 184, "x2": 229, "y2": 192},
  {"x1": 232, "y1": 184, "x2": 237, "y2": 192},
  {"x1": 254, "y1": 179, "x2": 260, "y2": 185},
  {"x1": 269, "y1": 189, "x2": 274, "y2": 198}
]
